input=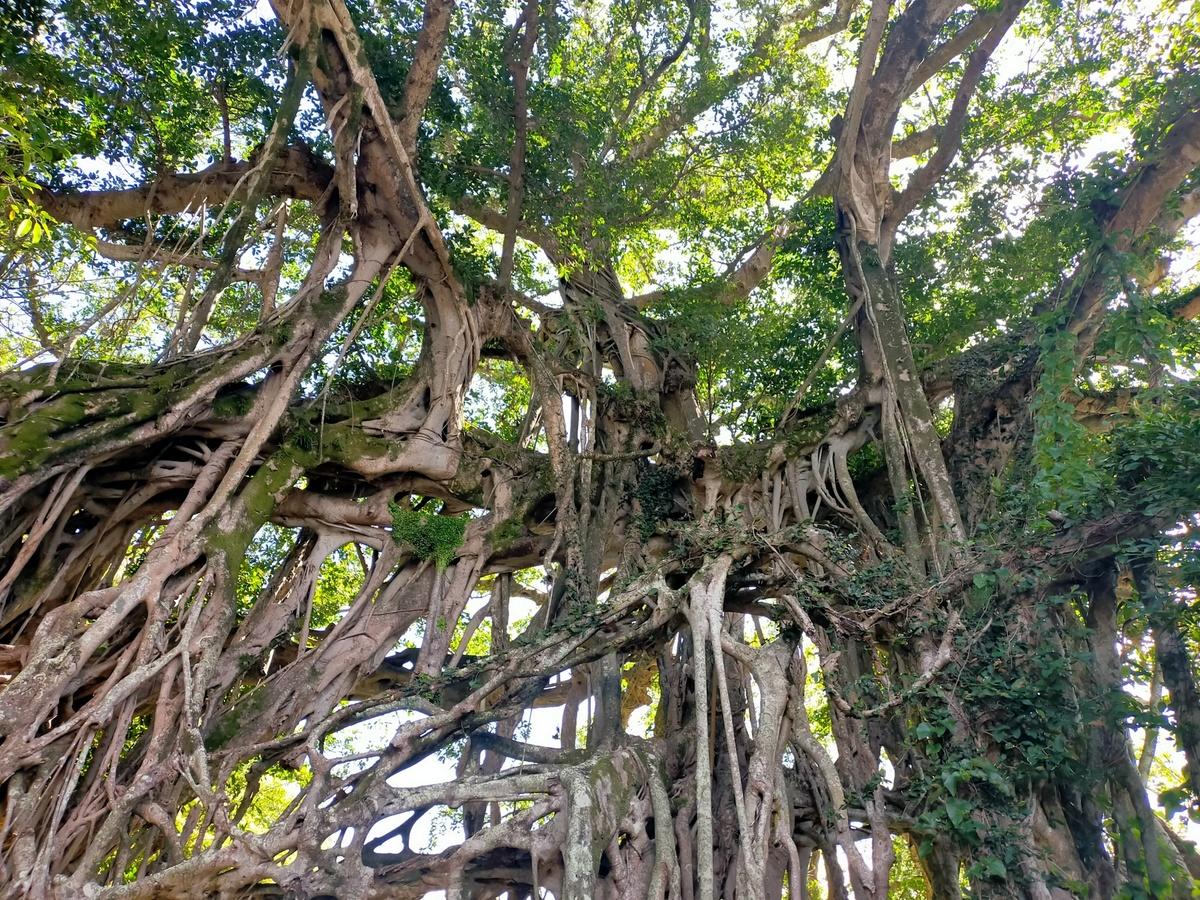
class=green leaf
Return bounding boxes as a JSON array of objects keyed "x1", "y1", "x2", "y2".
[
  {"x1": 980, "y1": 857, "x2": 1007, "y2": 879},
  {"x1": 944, "y1": 797, "x2": 972, "y2": 829}
]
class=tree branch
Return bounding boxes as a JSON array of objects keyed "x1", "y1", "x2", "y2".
[
  {"x1": 891, "y1": 125, "x2": 942, "y2": 159},
  {"x1": 904, "y1": 3, "x2": 1011, "y2": 98},
  {"x1": 397, "y1": 0, "x2": 456, "y2": 155},
  {"x1": 1063, "y1": 101, "x2": 1200, "y2": 351},
  {"x1": 600, "y1": 0, "x2": 699, "y2": 159},
  {"x1": 91, "y1": 237, "x2": 266, "y2": 283},
  {"x1": 624, "y1": 0, "x2": 854, "y2": 164},
  {"x1": 888, "y1": 0, "x2": 1027, "y2": 226},
  {"x1": 38, "y1": 147, "x2": 332, "y2": 232},
  {"x1": 451, "y1": 194, "x2": 561, "y2": 261},
  {"x1": 499, "y1": 0, "x2": 539, "y2": 288}
]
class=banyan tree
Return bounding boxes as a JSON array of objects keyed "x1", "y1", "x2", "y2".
[{"x1": 1, "y1": 0, "x2": 1199, "y2": 895}]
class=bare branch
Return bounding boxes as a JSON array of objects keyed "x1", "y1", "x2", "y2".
[
  {"x1": 838, "y1": 0, "x2": 892, "y2": 179},
  {"x1": 499, "y1": 0, "x2": 540, "y2": 288},
  {"x1": 630, "y1": 220, "x2": 787, "y2": 309},
  {"x1": 451, "y1": 194, "x2": 561, "y2": 261},
  {"x1": 91, "y1": 238, "x2": 266, "y2": 283},
  {"x1": 397, "y1": 0, "x2": 456, "y2": 155},
  {"x1": 37, "y1": 147, "x2": 332, "y2": 232},
  {"x1": 904, "y1": 3, "x2": 1013, "y2": 98},
  {"x1": 891, "y1": 124, "x2": 942, "y2": 159},
  {"x1": 889, "y1": 0, "x2": 1027, "y2": 226}
]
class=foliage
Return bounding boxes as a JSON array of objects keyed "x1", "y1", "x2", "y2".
[
  {"x1": 1030, "y1": 322, "x2": 1105, "y2": 514},
  {"x1": 908, "y1": 593, "x2": 1089, "y2": 875},
  {"x1": 1, "y1": 0, "x2": 1199, "y2": 896},
  {"x1": 632, "y1": 464, "x2": 678, "y2": 540},
  {"x1": 389, "y1": 501, "x2": 469, "y2": 569},
  {"x1": 1106, "y1": 387, "x2": 1200, "y2": 518}
]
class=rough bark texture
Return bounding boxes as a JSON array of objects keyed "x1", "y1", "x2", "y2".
[{"x1": 1, "y1": 0, "x2": 1198, "y2": 898}]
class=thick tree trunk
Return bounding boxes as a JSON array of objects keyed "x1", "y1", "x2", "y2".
[{"x1": 3, "y1": 0, "x2": 1198, "y2": 896}]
